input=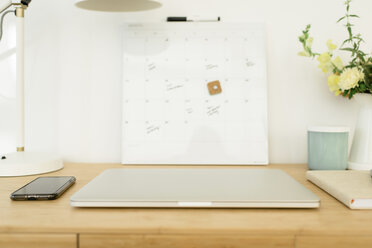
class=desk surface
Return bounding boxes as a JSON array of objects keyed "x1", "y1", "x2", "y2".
[{"x1": 1, "y1": 163, "x2": 372, "y2": 248}]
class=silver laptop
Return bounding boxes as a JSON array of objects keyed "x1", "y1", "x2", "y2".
[{"x1": 70, "y1": 168, "x2": 320, "y2": 208}]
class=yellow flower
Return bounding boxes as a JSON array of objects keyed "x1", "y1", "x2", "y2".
[
  {"x1": 328, "y1": 74, "x2": 341, "y2": 95},
  {"x1": 332, "y1": 56, "x2": 344, "y2": 71},
  {"x1": 327, "y1": 40, "x2": 337, "y2": 51},
  {"x1": 298, "y1": 51, "x2": 311, "y2": 57},
  {"x1": 338, "y1": 67, "x2": 365, "y2": 91},
  {"x1": 318, "y1": 52, "x2": 331, "y2": 63},
  {"x1": 306, "y1": 37, "x2": 314, "y2": 48},
  {"x1": 317, "y1": 52, "x2": 332, "y2": 73}
]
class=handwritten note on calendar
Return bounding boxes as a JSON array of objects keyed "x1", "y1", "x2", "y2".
[{"x1": 121, "y1": 22, "x2": 268, "y2": 164}]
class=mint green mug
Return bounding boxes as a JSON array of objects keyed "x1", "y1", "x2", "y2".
[{"x1": 307, "y1": 127, "x2": 349, "y2": 170}]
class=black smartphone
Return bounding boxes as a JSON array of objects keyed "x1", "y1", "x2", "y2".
[{"x1": 10, "y1": 176, "x2": 76, "y2": 200}]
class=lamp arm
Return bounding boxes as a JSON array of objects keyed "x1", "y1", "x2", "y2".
[
  {"x1": 0, "y1": 0, "x2": 13, "y2": 42},
  {"x1": 0, "y1": 1, "x2": 32, "y2": 43},
  {"x1": 1, "y1": 0, "x2": 31, "y2": 13},
  {"x1": 0, "y1": 9, "x2": 14, "y2": 42}
]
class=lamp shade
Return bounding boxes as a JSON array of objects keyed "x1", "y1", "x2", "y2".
[{"x1": 75, "y1": 0, "x2": 162, "y2": 12}]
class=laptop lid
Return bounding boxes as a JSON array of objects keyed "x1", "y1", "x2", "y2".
[{"x1": 70, "y1": 168, "x2": 319, "y2": 208}]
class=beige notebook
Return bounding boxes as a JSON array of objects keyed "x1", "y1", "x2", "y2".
[{"x1": 306, "y1": 170, "x2": 372, "y2": 209}]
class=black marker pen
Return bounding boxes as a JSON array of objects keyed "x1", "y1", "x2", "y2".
[{"x1": 167, "y1": 16, "x2": 221, "y2": 22}]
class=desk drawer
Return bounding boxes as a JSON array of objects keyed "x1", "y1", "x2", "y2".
[
  {"x1": 80, "y1": 234, "x2": 294, "y2": 248},
  {"x1": 0, "y1": 234, "x2": 76, "y2": 248}
]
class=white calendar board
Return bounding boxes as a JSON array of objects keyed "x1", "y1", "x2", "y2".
[{"x1": 121, "y1": 22, "x2": 268, "y2": 164}]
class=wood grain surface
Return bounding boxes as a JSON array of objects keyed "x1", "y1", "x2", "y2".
[{"x1": 1, "y1": 163, "x2": 372, "y2": 248}]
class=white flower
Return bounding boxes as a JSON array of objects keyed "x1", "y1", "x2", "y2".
[{"x1": 338, "y1": 67, "x2": 365, "y2": 91}]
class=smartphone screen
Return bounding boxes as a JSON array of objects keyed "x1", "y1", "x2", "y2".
[{"x1": 11, "y1": 176, "x2": 76, "y2": 200}]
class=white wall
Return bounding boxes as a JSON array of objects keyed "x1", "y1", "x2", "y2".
[{"x1": 1, "y1": 0, "x2": 371, "y2": 163}]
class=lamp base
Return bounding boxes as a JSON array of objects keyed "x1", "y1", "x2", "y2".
[{"x1": 0, "y1": 152, "x2": 63, "y2": 177}]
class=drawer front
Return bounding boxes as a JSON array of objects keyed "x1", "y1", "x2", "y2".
[
  {"x1": 0, "y1": 234, "x2": 76, "y2": 248},
  {"x1": 296, "y1": 236, "x2": 372, "y2": 248},
  {"x1": 80, "y1": 234, "x2": 294, "y2": 248}
]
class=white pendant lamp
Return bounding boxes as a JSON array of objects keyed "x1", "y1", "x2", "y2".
[{"x1": 75, "y1": 0, "x2": 162, "y2": 12}]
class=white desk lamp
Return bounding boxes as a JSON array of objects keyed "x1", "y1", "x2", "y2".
[
  {"x1": 0, "y1": 0, "x2": 63, "y2": 176},
  {"x1": 0, "y1": 0, "x2": 161, "y2": 177}
]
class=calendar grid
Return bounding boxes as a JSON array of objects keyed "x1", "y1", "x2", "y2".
[{"x1": 122, "y1": 22, "x2": 268, "y2": 165}]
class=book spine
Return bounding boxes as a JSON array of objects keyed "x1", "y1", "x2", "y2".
[{"x1": 306, "y1": 172, "x2": 353, "y2": 209}]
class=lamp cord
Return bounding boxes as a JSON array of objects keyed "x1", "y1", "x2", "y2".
[{"x1": 0, "y1": 10, "x2": 14, "y2": 43}]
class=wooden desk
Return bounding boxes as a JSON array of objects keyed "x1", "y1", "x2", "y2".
[{"x1": 1, "y1": 163, "x2": 372, "y2": 248}]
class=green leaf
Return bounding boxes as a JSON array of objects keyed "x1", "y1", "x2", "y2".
[
  {"x1": 349, "y1": 14, "x2": 359, "y2": 18},
  {"x1": 358, "y1": 50, "x2": 366, "y2": 56},
  {"x1": 343, "y1": 90, "x2": 349, "y2": 97},
  {"x1": 366, "y1": 76, "x2": 372, "y2": 89},
  {"x1": 340, "y1": 47, "x2": 354, "y2": 52},
  {"x1": 337, "y1": 16, "x2": 346, "y2": 23},
  {"x1": 347, "y1": 26, "x2": 353, "y2": 38},
  {"x1": 358, "y1": 54, "x2": 366, "y2": 63},
  {"x1": 341, "y1": 39, "x2": 352, "y2": 47},
  {"x1": 349, "y1": 88, "x2": 356, "y2": 99},
  {"x1": 359, "y1": 82, "x2": 366, "y2": 91}
]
